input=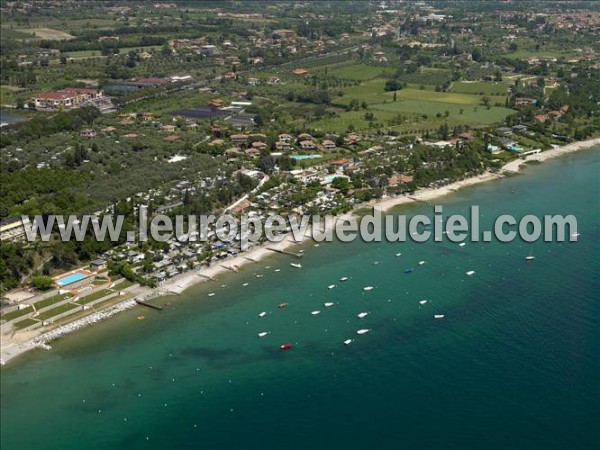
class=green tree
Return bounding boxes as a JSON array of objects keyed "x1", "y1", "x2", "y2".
[{"x1": 32, "y1": 275, "x2": 53, "y2": 291}]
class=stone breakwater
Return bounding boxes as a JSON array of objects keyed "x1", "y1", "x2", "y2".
[{"x1": 30, "y1": 299, "x2": 138, "y2": 346}]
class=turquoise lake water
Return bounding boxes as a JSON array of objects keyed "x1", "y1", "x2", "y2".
[{"x1": 1, "y1": 149, "x2": 599, "y2": 450}]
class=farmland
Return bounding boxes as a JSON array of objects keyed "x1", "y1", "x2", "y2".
[{"x1": 15, "y1": 28, "x2": 74, "y2": 40}]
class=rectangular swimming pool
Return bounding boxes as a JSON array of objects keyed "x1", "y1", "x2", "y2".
[
  {"x1": 290, "y1": 155, "x2": 322, "y2": 160},
  {"x1": 56, "y1": 273, "x2": 87, "y2": 286}
]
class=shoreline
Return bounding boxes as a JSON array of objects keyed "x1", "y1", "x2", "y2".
[{"x1": 2, "y1": 137, "x2": 599, "y2": 366}]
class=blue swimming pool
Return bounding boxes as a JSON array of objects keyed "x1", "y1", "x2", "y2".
[
  {"x1": 56, "y1": 273, "x2": 87, "y2": 286},
  {"x1": 290, "y1": 154, "x2": 322, "y2": 160}
]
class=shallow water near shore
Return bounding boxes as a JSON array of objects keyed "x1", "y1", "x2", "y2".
[{"x1": 2, "y1": 148, "x2": 599, "y2": 450}]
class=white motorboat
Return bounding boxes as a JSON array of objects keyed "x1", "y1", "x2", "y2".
[
  {"x1": 357, "y1": 312, "x2": 369, "y2": 319},
  {"x1": 344, "y1": 339, "x2": 353, "y2": 345},
  {"x1": 418, "y1": 260, "x2": 426, "y2": 266},
  {"x1": 290, "y1": 263, "x2": 302, "y2": 269},
  {"x1": 259, "y1": 312, "x2": 267, "y2": 317},
  {"x1": 258, "y1": 332, "x2": 269, "y2": 338},
  {"x1": 324, "y1": 302, "x2": 335, "y2": 307},
  {"x1": 340, "y1": 277, "x2": 348, "y2": 282},
  {"x1": 363, "y1": 286, "x2": 374, "y2": 291},
  {"x1": 311, "y1": 310, "x2": 321, "y2": 315},
  {"x1": 419, "y1": 300, "x2": 428, "y2": 305},
  {"x1": 328, "y1": 284, "x2": 336, "y2": 289},
  {"x1": 466, "y1": 270, "x2": 475, "y2": 276},
  {"x1": 434, "y1": 314, "x2": 445, "y2": 319},
  {"x1": 356, "y1": 329, "x2": 370, "y2": 335}
]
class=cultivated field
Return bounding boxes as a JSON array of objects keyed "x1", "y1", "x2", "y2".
[{"x1": 17, "y1": 27, "x2": 74, "y2": 40}]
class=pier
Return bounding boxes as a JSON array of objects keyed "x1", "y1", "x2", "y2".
[
  {"x1": 135, "y1": 298, "x2": 164, "y2": 311},
  {"x1": 267, "y1": 247, "x2": 303, "y2": 258},
  {"x1": 196, "y1": 273, "x2": 214, "y2": 281},
  {"x1": 407, "y1": 196, "x2": 430, "y2": 205}
]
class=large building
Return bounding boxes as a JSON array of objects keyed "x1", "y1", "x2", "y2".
[
  {"x1": 0, "y1": 217, "x2": 32, "y2": 243},
  {"x1": 33, "y1": 87, "x2": 103, "y2": 110}
]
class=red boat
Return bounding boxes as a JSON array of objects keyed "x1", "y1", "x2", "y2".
[
  {"x1": 278, "y1": 302, "x2": 288, "y2": 308},
  {"x1": 280, "y1": 343, "x2": 293, "y2": 350}
]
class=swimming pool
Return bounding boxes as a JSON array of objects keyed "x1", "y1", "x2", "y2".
[
  {"x1": 290, "y1": 154, "x2": 322, "y2": 160},
  {"x1": 56, "y1": 273, "x2": 87, "y2": 286}
]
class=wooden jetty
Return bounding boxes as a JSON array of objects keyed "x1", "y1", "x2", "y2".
[
  {"x1": 135, "y1": 298, "x2": 163, "y2": 311},
  {"x1": 267, "y1": 247, "x2": 303, "y2": 258},
  {"x1": 196, "y1": 273, "x2": 214, "y2": 280},
  {"x1": 407, "y1": 196, "x2": 430, "y2": 205}
]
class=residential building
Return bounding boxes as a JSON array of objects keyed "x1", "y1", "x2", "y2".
[{"x1": 0, "y1": 217, "x2": 32, "y2": 242}]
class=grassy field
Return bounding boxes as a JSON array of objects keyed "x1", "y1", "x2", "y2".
[
  {"x1": 398, "y1": 68, "x2": 452, "y2": 86},
  {"x1": 308, "y1": 79, "x2": 516, "y2": 133},
  {"x1": 307, "y1": 109, "x2": 399, "y2": 134},
  {"x1": 313, "y1": 62, "x2": 395, "y2": 80},
  {"x1": 36, "y1": 302, "x2": 80, "y2": 321},
  {"x1": 16, "y1": 28, "x2": 74, "y2": 40},
  {"x1": 372, "y1": 101, "x2": 515, "y2": 125},
  {"x1": 33, "y1": 293, "x2": 73, "y2": 310},
  {"x1": 451, "y1": 81, "x2": 511, "y2": 96},
  {"x1": 75, "y1": 288, "x2": 115, "y2": 305},
  {"x1": 1, "y1": 306, "x2": 32, "y2": 322},
  {"x1": 13, "y1": 318, "x2": 39, "y2": 330}
]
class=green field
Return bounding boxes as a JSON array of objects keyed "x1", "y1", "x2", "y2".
[
  {"x1": 307, "y1": 79, "x2": 516, "y2": 133},
  {"x1": 314, "y1": 62, "x2": 395, "y2": 80},
  {"x1": 451, "y1": 81, "x2": 511, "y2": 96},
  {"x1": 16, "y1": 27, "x2": 74, "y2": 40},
  {"x1": 35, "y1": 302, "x2": 80, "y2": 321},
  {"x1": 1, "y1": 306, "x2": 32, "y2": 322},
  {"x1": 33, "y1": 293, "x2": 73, "y2": 310},
  {"x1": 75, "y1": 288, "x2": 114, "y2": 305},
  {"x1": 13, "y1": 318, "x2": 39, "y2": 330},
  {"x1": 372, "y1": 101, "x2": 515, "y2": 125}
]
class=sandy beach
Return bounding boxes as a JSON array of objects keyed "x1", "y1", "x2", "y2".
[{"x1": 2, "y1": 137, "x2": 599, "y2": 365}]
